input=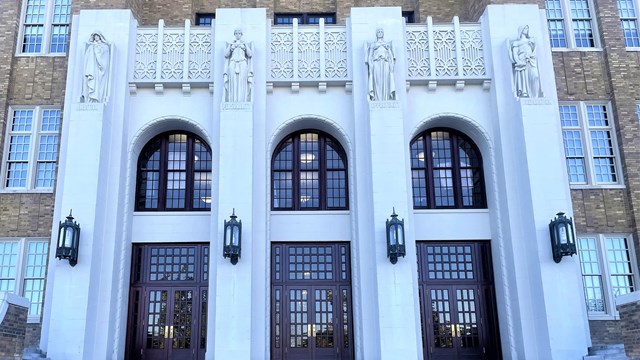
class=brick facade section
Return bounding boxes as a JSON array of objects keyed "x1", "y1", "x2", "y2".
[
  {"x1": 0, "y1": 304, "x2": 28, "y2": 360},
  {"x1": 23, "y1": 324, "x2": 40, "y2": 350},
  {"x1": 618, "y1": 301, "x2": 640, "y2": 359},
  {"x1": 589, "y1": 320, "x2": 624, "y2": 346}
]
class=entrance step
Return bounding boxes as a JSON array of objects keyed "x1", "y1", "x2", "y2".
[
  {"x1": 588, "y1": 344, "x2": 629, "y2": 360},
  {"x1": 22, "y1": 347, "x2": 50, "y2": 360}
]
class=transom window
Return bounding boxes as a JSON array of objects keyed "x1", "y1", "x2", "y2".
[
  {"x1": 410, "y1": 129, "x2": 486, "y2": 209},
  {"x1": 545, "y1": 0, "x2": 598, "y2": 48},
  {"x1": 274, "y1": 13, "x2": 336, "y2": 25},
  {"x1": 195, "y1": 13, "x2": 215, "y2": 26},
  {"x1": 135, "y1": 132, "x2": 212, "y2": 211},
  {"x1": 1, "y1": 106, "x2": 61, "y2": 191},
  {"x1": 577, "y1": 235, "x2": 638, "y2": 318},
  {"x1": 559, "y1": 102, "x2": 621, "y2": 186},
  {"x1": 18, "y1": 0, "x2": 71, "y2": 55},
  {"x1": 272, "y1": 131, "x2": 348, "y2": 210}
]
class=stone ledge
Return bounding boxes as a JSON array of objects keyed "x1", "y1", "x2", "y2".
[{"x1": 616, "y1": 291, "x2": 640, "y2": 307}]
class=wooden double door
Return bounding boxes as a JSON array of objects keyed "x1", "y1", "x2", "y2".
[
  {"x1": 271, "y1": 243, "x2": 354, "y2": 360},
  {"x1": 417, "y1": 242, "x2": 501, "y2": 360},
  {"x1": 126, "y1": 244, "x2": 209, "y2": 360}
]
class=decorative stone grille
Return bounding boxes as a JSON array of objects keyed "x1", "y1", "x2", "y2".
[
  {"x1": 406, "y1": 17, "x2": 487, "y2": 83},
  {"x1": 133, "y1": 20, "x2": 213, "y2": 84},
  {"x1": 270, "y1": 19, "x2": 349, "y2": 84}
]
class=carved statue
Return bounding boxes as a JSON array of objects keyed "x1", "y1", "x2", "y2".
[
  {"x1": 509, "y1": 25, "x2": 543, "y2": 98},
  {"x1": 81, "y1": 32, "x2": 112, "y2": 103},
  {"x1": 365, "y1": 28, "x2": 396, "y2": 101},
  {"x1": 223, "y1": 28, "x2": 253, "y2": 102}
]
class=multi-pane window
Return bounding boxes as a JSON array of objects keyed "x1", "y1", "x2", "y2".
[
  {"x1": 272, "y1": 131, "x2": 348, "y2": 210},
  {"x1": 1, "y1": 107, "x2": 61, "y2": 190},
  {"x1": 559, "y1": 103, "x2": 620, "y2": 186},
  {"x1": 410, "y1": 129, "x2": 486, "y2": 209},
  {"x1": 618, "y1": 0, "x2": 640, "y2": 47},
  {"x1": 19, "y1": 0, "x2": 71, "y2": 55},
  {"x1": 274, "y1": 13, "x2": 336, "y2": 25},
  {"x1": 577, "y1": 235, "x2": 638, "y2": 317},
  {"x1": 195, "y1": 13, "x2": 215, "y2": 26},
  {"x1": 0, "y1": 239, "x2": 49, "y2": 321},
  {"x1": 136, "y1": 132, "x2": 212, "y2": 211},
  {"x1": 545, "y1": 0, "x2": 597, "y2": 48}
]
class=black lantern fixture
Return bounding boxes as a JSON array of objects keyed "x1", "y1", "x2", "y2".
[
  {"x1": 56, "y1": 210, "x2": 80, "y2": 267},
  {"x1": 386, "y1": 208, "x2": 406, "y2": 264},
  {"x1": 223, "y1": 209, "x2": 242, "y2": 265},
  {"x1": 549, "y1": 211, "x2": 577, "y2": 263}
]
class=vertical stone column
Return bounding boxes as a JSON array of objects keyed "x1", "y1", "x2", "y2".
[
  {"x1": 481, "y1": 4, "x2": 591, "y2": 359},
  {"x1": 350, "y1": 7, "x2": 422, "y2": 359},
  {"x1": 40, "y1": 10, "x2": 137, "y2": 360},
  {"x1": 208, "y1": 8, "x2": 267, "y2": 360}
]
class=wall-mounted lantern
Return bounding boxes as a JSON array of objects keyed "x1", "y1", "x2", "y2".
[
  {"x1": 386, "y1": 208, "x2": 406, "y2": 264},
  {"x1": 549, "y1": 212, "x2": 577, "y2": 263},
  {"x1": 223, "y1": 209, "x2": 242, "y2": 265},
  {"x1": 56, "y1": 210, "x2": 80, "y2": 267}
]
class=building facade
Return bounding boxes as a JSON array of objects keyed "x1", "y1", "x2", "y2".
[{"x1": 0, "y1": 0, "x2": 639, "y2": 359}]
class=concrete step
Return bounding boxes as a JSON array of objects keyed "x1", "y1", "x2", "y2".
[{"x1": 588, "y1": 344, "x2": 629, "y2": 360}]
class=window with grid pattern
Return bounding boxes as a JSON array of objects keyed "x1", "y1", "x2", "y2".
[
  {"x1": 135, "y1": 132, "x2": 212, "y2": 211},
  {"x1": 2, "y1": 107, "x2": 61, "y2": 190},
  {"x1": 19, "y1": 0, "x2": 71, "y2": 55},
  {"x1": 559, "y1": 103, "x2": 620, "y2": 186},
  {"x1": 545, "y1": 0, "x2": 597, "y2": 48},
  {"x1": 618, "y1": 0, "x2": 640, "y2": 47},
  {"x1": 410, "y1": 129, "x2": 486, "y2": 209},
  {"x1": 0, "y1": 239, "x2": 49, "y2": 321},
  {"x1": 577, "y1": 235, "x2": 637, "y2": 318},
  {"x1": 271, "y1": 131, "x2": 348, "y2": 210}
]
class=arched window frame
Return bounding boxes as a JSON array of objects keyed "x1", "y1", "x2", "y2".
[
  {"x1": 271, "y1": 130, "x2": 349, "y2": 211},
  {"x1": 135, "y1": 131, "x2": 212, "y2": 212},
  {"x1": 410, "y1": 128, "x2": 487, "y2": 209}
]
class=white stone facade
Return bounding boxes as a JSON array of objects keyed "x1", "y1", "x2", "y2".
[{"x1": 39, "y1": 5, "x2": 592, "y2": 360}]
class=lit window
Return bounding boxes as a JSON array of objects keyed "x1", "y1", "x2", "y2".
[
  {"x1": 0, "y1": 239, "x2": 49, "y2": 321},
  {"x1": 559, "y1": 103, "x2": 621, "y2": 186},
  {"x1": 1, "y1": 107, "x2": 61, "y2": 190},
  {"x1": 271, "y1": 131, "x2": 348, "y2": 210},
  {"x1": 410, "y1": 129, "x2": 486, "y2": 209},
  {"x1": 135, "y1": 132, "x2": 212, "y2": 211},
  {"x1": 545, "y1": 0, "x2": 598, "y2": 48},
  {"x1": 274, "y1": 13, "x2": 336, "y2": 25},
  {"x1": 618, "y1": 0, "x2": 640, "y2": 47},
  {"x1": 578, "y1": 235, "x2": 638, "y2": 318},
  {"x1": 19, "y1": 0, "x2": 71, "y2": 55}
]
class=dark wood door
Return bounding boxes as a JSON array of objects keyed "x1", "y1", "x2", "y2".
[
  {"x1": 126, "y1": 244, "x2": 209, "y2": 360},
  {"x1": 271, "y1": 243, "x2": 354, "y2": 360},
  {"x1": 417, "y1": 242, "x2": 501, "y2": 360}
]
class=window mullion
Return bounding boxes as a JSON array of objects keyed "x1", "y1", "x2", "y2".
[
  {"x1": 598, "y1": 235, "x2": 617, "y2": 316},
  {"x1": 14, "y1": 239, "x2": 27, "y2": 296},
  {"x1": 158, "y1": 138, "x2": 168, "y2": 211},
  {"x1": 563, "y1": 0, "x2": 576, "y2": 48},
  {"x1": 41, "y1": 0, "x2": 53, "y2": 55},
  {"x1": 292, "y1": 135, "x2": 301, "y2": 210},
  {"x1": 424, "y1": 134, "x2": 435, "y2": 209},
  {"x1": 27, "y1": 107, "x2": 42, "y2": 190},
  {"x1": 579, "y1": 103, "x2": 596, "y2": 185},
  {"x1": 319, "y1": 136, "x2": 326, "y2": 210}
]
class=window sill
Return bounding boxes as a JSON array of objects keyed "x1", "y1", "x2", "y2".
[
  {"x1": 413, "y1": 208, "x2": 489, "y2": 214},
  {"x1": 14, "y1": 52, "x2": 67, "y2": 58},
  {"x1": 133, "y1": 211, "x2": 211, "y2": 216},
  {"x1": 270, "y1": 210, "x2": 350, "y2": 216},
  {"x1": 0, "y1": 188, "x2": 54, "y2": 194},
  {"x1": 551, "y1": 47, "x2": 603, "y2": 52},
  {"x1": 569, "y1": 184, "x2": 626, "y2": 190},
  {"x1": 27, "y1": 317, "x2": 41, "y2": 324},
  {"x1": 587, "y1": 313, "x2": 620, "y2": 321}
]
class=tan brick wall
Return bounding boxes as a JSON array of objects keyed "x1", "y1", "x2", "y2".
[
  {"x1": 23, "y1": 324, "x2": 41, "y2": 350},
  {"x1": 618, "y1": 301, "x2": 640, "y2": 358},
  {"x1": 0, "y1": 194, "x2": 55, "y2": 238},
  {"x1": 72, "y1": 0, "x2": 142, "y2": 20},
  {"x1": 0, "y1": 304, "x2": 28, "y2": 360},
  {"x1": 589, "y1": 320, "x2": 624, "y2": 346}
]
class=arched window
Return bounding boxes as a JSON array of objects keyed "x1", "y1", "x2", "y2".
[
  {"x1": 136, "y1": 132, "x2": 212, "y2": 211},
  {"x1": 410, "y1": 129, "x2": 486, "y2": 209},
  {"x1": 272, "y1": 131, "x2": 348, "y2": 210}
]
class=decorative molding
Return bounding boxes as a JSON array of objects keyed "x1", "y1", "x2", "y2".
[{"x1": 369, "y1": 100, "x2": 400, "y2": 109}]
